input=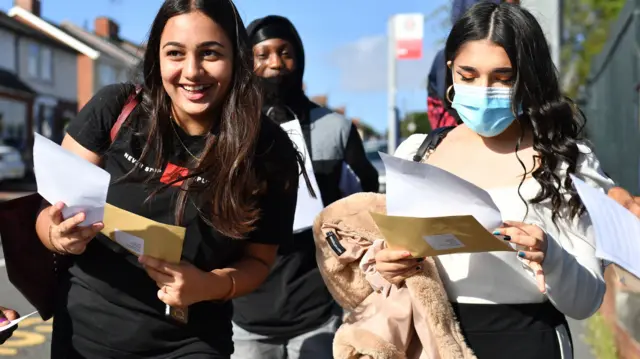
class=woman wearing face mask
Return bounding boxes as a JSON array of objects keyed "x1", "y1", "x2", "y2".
[
  {"x1": 325, "y1": 3, "x2": 614, "y2": 359},
  {"x1": 33, "y1": 0, "x2": 300, "y2": 358}
]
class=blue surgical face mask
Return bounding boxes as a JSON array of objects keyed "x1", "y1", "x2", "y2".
[{"x1": 451, "y1": 83, "x2": 520, "y2": 137}]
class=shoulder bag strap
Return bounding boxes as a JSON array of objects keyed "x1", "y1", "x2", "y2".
[
  {"x1": 412, "y1": 126, "x2": 455, "y2": 162},
  {"x1": 109, "y1": 85, "x2": 142, "y2": 143}
]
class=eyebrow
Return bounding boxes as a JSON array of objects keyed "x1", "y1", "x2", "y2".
[
  {"x1": 458, "y1": 65, "x2": 513, "y2": 74},
  {"x1": 162, "y1": 41, "x2": 225, "y2": 49}
]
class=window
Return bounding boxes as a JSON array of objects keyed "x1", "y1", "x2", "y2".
[
  {"x1": 27, "y1": 43, "x2": 39, "y2": 78},
  {"x1": 40, "y1": 47, "x2": 52, "y2": 81},
  {"x1": 98, "y1": 64, "x2": 117, "y2": 87},
  {"x1": 26, "y1": 43, "x2": 53, "y2": 81}
]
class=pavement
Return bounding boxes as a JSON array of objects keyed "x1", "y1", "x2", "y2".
[
  {"x1": 0, "y1": 246, "x2": 52, "y2": 358},
  {"x1": 0, "y1": 177, "x2": 598, "y2": 358}
]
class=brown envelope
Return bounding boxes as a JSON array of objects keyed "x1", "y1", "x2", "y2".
[
  {"x1": 100, "y1": 203, "x2": 186, "y2": 264},
  {"x1": 369, "y1": 212, "x2": 514, "y2": 257}
]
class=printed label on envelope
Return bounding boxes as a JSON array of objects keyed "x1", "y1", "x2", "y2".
[
  {"x1": 369, "y1": 211, "x2": 514, "y2": 258},
  {"x1": 424, "y1": 234, "x2": 465, "y2": 251},
  {"x1": 115, "y1": 229, "x2": 144, "y2": 256},
  {"x1": 101, "y1": 203, "x2": 186, "y2": 263}
]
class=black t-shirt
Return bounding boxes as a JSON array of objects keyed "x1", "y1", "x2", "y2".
[{"x1": 51, "y1": 84, "x2": 298, "y2": 358}]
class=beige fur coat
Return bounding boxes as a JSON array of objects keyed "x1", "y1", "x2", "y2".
[{"x1": 312, "y1": 192, "x2": 476, "y2": 359}]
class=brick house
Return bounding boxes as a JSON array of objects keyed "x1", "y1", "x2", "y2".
[
  {"x1": 7, "y1": 0, "x2": 143, "y2": 114},
  {"x1": 60, "y1": 17, "x2": 142, "y2": 108},
  {"x1": 0, "y1": 9, "x2": 78, "y2": 161}
]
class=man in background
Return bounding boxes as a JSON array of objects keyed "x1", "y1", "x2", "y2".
[{"x1": 231, "y1": 15, "x2": 378, "y2": 359}]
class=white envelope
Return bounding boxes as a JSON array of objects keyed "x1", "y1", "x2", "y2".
[
  {"x1": 33, "y1": 133, "x2": 111, "y2": 226},
  {"x1": 280, "y1": 119, "x2": 324, "y2": 232},
  {"x1": 381, "y1": 152, "x2": 503, "y2": 230},
  {"x1": 571, "y1": 175, "x2": 640, "y2": 279}
]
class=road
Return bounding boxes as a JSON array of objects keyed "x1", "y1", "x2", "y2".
[
  {"x1": 0, "y1": 178, "x2": 598, "y2": 358},
  {"x1": 0, "y1": 246, "x2": 52, "y2": 358}
]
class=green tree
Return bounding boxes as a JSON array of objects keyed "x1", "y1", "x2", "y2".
[
  {"x1": 561, "y1": 0, "x2": 626, "y2": 97},
  {"x1": 400, "y1": 111, "x2": 431, "y2": 138}
]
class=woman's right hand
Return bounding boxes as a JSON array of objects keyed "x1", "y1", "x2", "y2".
[
  {"x1": 47, "y1": 202, "x2": 104, "y2": 255},
  {"x1": 374, "y1": 248, "x2": 424, "y2": 285}
]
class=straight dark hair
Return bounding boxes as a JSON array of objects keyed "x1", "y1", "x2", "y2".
[
  {"x1": 135, "y1": 0, "x2": 263, "y2": 239},
  {"x1": 445, "y1": 2, "x2": 587, "y2": 223}
]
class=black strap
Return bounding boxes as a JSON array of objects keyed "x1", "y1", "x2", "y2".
[{"x1": 412, "y1": 126, "x2": 455, "y2": 162}]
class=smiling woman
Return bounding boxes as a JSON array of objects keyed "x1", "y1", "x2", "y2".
[{"x1": 32, "y1": 1, "x2": 301, "y2": 358}]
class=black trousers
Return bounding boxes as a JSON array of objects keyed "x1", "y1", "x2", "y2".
[{"x1": 451, "y1": 301, "x2": 573, "y2": 359}]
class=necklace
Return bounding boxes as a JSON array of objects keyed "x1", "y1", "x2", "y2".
[{"x1": 169, "y1": 117, "x2": 201, "y2": 161}]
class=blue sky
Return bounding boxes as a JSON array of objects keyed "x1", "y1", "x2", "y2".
[{"x1": 0, "y1": 0, "x2": 450, "y2": 132}]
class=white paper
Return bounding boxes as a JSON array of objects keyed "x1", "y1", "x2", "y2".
[
  {"x1": 114, "y1": 229, "x2": 144, "y2": 256},
  {"x1": 0, "y1": 311, "x2": 38, "y2": 333},
  {"x1": 381, "y1": 152, "x2": 503, "y2": 230},
  {"x1": 571, "y1": 175, "x2": 640, "y2": 278},
  {"x1": 280, "y1": 120, "x2": 324, "y2": 232},
  {"x1": 424, "y1": 234, "x2": 465, "y2": 250},
  {"x1": 33, "y1": 133, "x2": 111, "y2": 226}
]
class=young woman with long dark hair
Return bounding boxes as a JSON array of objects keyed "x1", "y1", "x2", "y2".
[
  {"x1": 325, "y1": 3, "x2": 615, "y2": 358},
  {"x1": 33, "y1": 0, "x2": 300, "y2": 357}
]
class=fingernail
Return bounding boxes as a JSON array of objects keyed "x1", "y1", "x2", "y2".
[
  {"x1": 403, "y1": 252, "x2": 412, "y2": 257},
  {"x1": 0, "y1": 318, "x2": 7, "y2": 324},
  {"x1": 503, "y1": 235, "x2": 511, "y2": 241},
  {"x1": 518, "y1": 251, "x2": 526, "y2": 258},
  {"x1": 416, "y1": 266, "x2": 422, "y2": 271},
  {"x1": 492, "y1": 230, "x2": 501, "y2": 235},
  {"x1": 416, "y1": 257, "x2": 425, "y2": 263}
]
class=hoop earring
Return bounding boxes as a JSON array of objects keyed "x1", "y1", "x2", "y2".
[{"x1": 445, "y1": 85, "x2": 454, "y2": 103}]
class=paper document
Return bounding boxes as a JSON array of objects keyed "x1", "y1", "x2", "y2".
[
  {"x1": 571, "y1": 175, "x2": 640, "y2": 279},
  {"x1": 102, "y1": 203, "x2": 185, "y2": 263},
  {"x1": 380, "y1": 152, "x2": 503, "y2": 230},
  {"x1": 370, "y1": 212, "x2": 513, "y2": 257},
  {"x1": 0, "y1": 311, "x2": 38, "y2": 333},
  {"x1": 33, "y1": 133, "x2": 110, "y2": 226},
  {"x1": 280, "y1": 119, "x2": 324, "y2": 232}
]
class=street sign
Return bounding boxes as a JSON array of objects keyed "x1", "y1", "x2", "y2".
[{"x1": 393, "y1": 13, "x2": 424, "y2": 60}]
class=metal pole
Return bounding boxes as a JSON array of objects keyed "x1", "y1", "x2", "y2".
[{"x1": 387, "y1": 15, "x2": 397, "y2": 154}]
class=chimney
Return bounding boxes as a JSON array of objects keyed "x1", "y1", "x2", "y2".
[
  {"x1": 95, "y1": 17, "x2": 120, "y2": 40},
  {"x1": 14, "y1": 0, "x2": 41, "y2": 17}
]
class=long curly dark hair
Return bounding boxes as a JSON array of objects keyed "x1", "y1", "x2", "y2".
[{"x1": 444, "y1": 2, "x2": 586, "y2": 223}]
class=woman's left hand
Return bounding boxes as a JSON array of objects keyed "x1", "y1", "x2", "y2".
[
  {"x1": 139, "y1": 256, "x2": 227, "y2": 307},
  {"x1": 494, "y1": 221, "x2": 547, "y2": 293}
]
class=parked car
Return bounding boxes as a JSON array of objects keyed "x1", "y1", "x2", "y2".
[
  {"x1": 0, "y1": 142, "x2": 26, "y2": 181},
  {"x1": 364, "y1": 140, "x2": 388, "y2": 193},
  {"x1": 364, "y1": 138, "x2": 409, "y2": 194}
]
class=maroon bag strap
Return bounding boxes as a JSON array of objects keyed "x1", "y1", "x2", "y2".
[{"x1": 109, "y1": 85, "x2": 142, "y2": 142}]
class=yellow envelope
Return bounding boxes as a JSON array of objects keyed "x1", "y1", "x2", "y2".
[
  {"x1": 100, "y1": 203, "x2": 186, "y2": 264},
  {"x1": 369, "y1": 212, "x2": 514, "y2": 257}
]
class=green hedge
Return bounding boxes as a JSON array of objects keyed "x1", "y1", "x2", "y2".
[{"x1": 585, "y1": 312, "x2": 618, "y2": 359}]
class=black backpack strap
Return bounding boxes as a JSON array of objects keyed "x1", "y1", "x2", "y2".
[{"x1": 412, "y1": 126, "x2": 455, "y2": 162}]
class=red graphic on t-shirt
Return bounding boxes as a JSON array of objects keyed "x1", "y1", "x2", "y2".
[{"x1": 160, "y1": 163, "x2": 188, "y2": 187}]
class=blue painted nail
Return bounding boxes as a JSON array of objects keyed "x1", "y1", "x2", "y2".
[
  {"x1": 518, "y1": 251, "x2": 526, "y2": 258},
  {"x1": 492, "y1": 231, "x2": 500, "y2": 235}
]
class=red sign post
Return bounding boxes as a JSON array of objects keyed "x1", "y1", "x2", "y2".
[{"x1": 394, "y1": 14, "x2": 424, "y2": 60}]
